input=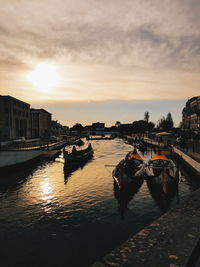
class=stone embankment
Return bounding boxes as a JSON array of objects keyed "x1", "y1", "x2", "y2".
[
  {"x1": 92, "y1": 188, "x2": 200, "y2": 267},
  {"x1": 173, "y1": 146, "x2": 200, "y2": 174}
]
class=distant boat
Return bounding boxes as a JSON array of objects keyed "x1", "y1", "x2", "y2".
[
  {"x1": 74, "y1": 139, "x2": 84, "y2": 146},
  {"x1": 86, "y1": 136, "x2": 115, "y2": 140},
  {"x1": 112, "y1": 149, "x2": 145, "y2": 189}
]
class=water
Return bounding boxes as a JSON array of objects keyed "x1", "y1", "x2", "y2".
[{"x1": 0, "y1": 139, "x2": 199, "y2": 267}]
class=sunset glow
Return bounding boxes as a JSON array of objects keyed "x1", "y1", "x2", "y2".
[
  {"x1": 0, "y1": 0, "x2": 199, "y2": 125},
  {"x1": 27, "y1": 62, "x2": 60, "y2": 93}
]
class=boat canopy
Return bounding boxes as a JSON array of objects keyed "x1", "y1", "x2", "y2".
[
  {"x1": 128, "y1": 152, "x2": 142, "y2": 161},
  {"x1": 150, "y1": 153, "x2": 169, "y2": 161}
]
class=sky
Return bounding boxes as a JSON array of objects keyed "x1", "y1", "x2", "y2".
[{"x1": 0, "y1": 0, "x2": 199, "y2": 126}]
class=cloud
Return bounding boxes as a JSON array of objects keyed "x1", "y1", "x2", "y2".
[
  {"x1": 0, "y1": 0, "x2": 199, "y2": 104},
  {"x1": 0, "y1": 0, "x2": 199, "y2": 70}
]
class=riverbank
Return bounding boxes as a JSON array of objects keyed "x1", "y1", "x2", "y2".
[{"x1": 92, "y1": 187, "x2": 200, "y2": 267}]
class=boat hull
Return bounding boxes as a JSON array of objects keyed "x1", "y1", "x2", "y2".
[
  {"x1": 0, "y1": 149, "x2": 42, "y2": 174},
  {"x1": 64, "y1": 145, "x2": 94, "y2": 171},
  {"x1": 112, "y1": 159, "x2": 145, "y2": 189},
  {"x1": 0, "y1": 150, "x2": 42, "y2": 168}
]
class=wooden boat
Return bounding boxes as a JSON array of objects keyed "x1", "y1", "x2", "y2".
[
  {"x1": 74, "y1": 139, "x2": 84, "y2": 146},
  {"x1": 145, "y1": 153, "x2": 178, "y2": 191},
  {"x1": 63, "y1": 143, "x2": 93, "y2": 167},
  {"x1": 112, "y1": 149, "x2": 145, "y2": 189}
]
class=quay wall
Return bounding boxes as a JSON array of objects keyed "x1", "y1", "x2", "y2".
[
  {"x1": 173, "y1": 146, "x2": 200, "y2": 174},
  {"x1": 91, "y1": 188, "x2": 200, "y2": 267}
]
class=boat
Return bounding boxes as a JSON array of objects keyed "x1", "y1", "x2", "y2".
[
  {"x1": 63, "y1": 143, "x2": 93, "y2": 170},
  {"x1": 145, "y1": 152, "x2": 178, "y2": 191},
  {"x1": 74, "y1": 139, "x2": 84, "y2": 146},
  {"x1": 0, "y1": 140, "x2": 67, "y2": 173},
  {"x1": 86, "y1": 136, "x2": 115, "y2": 140},
  {"x1": 0, "y1": 148, "x2": 42, "y2": 173},
  {"x1": 112, "y1": 149, "x2": 145, "y2": 189}
]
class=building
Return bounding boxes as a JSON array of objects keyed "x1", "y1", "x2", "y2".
[
  {"x1": 30, "y1": 109, "x2": 52, "y2": 138},
  {"x1": 92, "y1": 122, "x2": 105, "y2": 131},
  {"x1": 182, "y1": 96, "x2": 200, "y2": 131},
  {"x1": 0, "y1": 95, "x2": 31, "y2": 140},
  {"x1": 51, "y1": 120, "x2": 69, "y2": 136}
]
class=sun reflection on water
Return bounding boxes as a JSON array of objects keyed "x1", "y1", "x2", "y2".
[{"x1": 40, "y1": 180, "x2": 53, "y2": 201}]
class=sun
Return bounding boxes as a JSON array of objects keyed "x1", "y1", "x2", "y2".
[{"x1": 27, "y1": 62, "x2": 60, "y2": 92}]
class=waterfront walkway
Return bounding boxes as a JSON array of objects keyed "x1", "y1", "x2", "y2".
[
  {"x1": 143, "y1": 137, "x2": 200, "y2": 163},
  {"x1": 92, "y1": 188, "x2": 200, "y2": 267}
]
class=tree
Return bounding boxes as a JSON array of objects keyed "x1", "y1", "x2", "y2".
[
  {"x1": 144, "y1": 112, "x2": 149, "y2": 123},
  {"x1": 148, "y1": 122, "x2": 155, "y2": 131},
  {"x1": 166, "y1": 112, "x2": 174, "y2": 128},
  {"x1": 71, "y1": 123, "x2": 84, "y2": 132},
  {"x1": 157, "y1": 113, "x2": 174, "y2": 130}
]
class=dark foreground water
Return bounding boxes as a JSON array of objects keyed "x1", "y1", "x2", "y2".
[{"x1": 0, "y1": 139, "x2": 199, "y2": 267}]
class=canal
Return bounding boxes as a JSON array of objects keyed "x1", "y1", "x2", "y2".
[{"x1": 0, "y1": 138, "x2": 199, "y2": 267}]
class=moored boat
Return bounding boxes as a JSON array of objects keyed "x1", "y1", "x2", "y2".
[
  {"x1": 145, "y1": 152, "x2": 178, "y2": 192},
  {"x1": 0, "y1": 140, "x2": 67, "y2": 172},
  {"x1": 0, "y1": 148, "x2": 42, "y2": 173},
  {"x1": 86, "y1": 136, "x2": 115, "y2": 140},
  {"x1": 74, "y1": 139, "x2": 84, "y2": 146},
  {"x1": 112, "y1": 149, "x2": 145, "y2": 189}
]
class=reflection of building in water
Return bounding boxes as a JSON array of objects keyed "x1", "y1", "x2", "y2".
[
  {"x1": 0, "y1": 95, "x2": 31, "y2": 140},
  {"x1": 182, "y1": 96, "x2": 200, "y2": 131},
  {"x1": 146, "y1": 178, "x2": 179, "y2": 213},
  {"x1": 113, "y1": 177, "x2": 143, "y2": 216}
]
